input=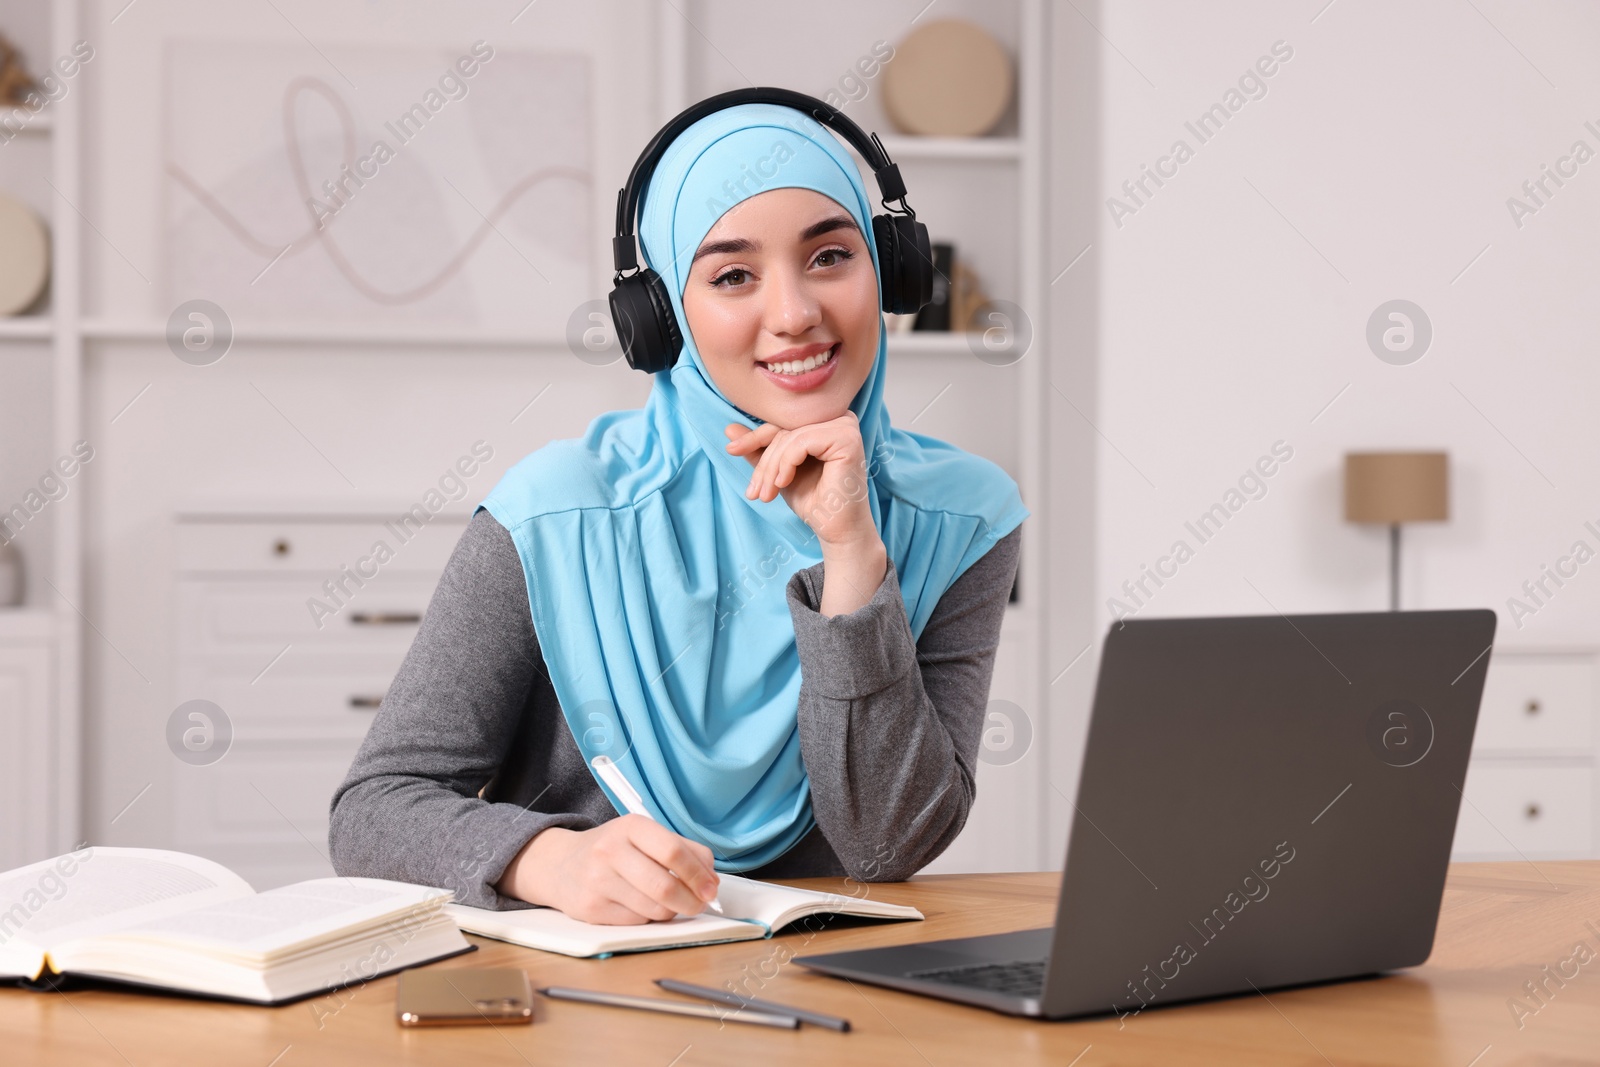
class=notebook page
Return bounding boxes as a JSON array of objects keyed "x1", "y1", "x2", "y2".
[
  {"x1": 0, "y1": 847, "x2": 253, "y2": 970},
  {"x1": 444, "y1": 903, "x2": 762, "y2": 957},
  {"x1": 713, "y1": 874, "x2": 924, "y2": 932}
]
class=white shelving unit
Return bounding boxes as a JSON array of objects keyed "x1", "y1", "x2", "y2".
[
  {"x1": 0, "y1": 0, "x2": 85, "y2": 869},
  {"x1": 2, "y1": 0, "x2": 1051, "y2": 877}
]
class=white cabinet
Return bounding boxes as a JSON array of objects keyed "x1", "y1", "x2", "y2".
[
  {"x1": 0, "y1": 619, "x2": 55, "y2": 870},
  {"x1": 1452, "y1": 648, "x2": 1599, "y2": 861},
  {"x1": 173, "y1": 507, "x2": 467, "y2": 889}
]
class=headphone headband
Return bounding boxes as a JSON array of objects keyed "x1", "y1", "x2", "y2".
[{"x1": 611, "y1": 87, "x2": 910, "y2": 276}]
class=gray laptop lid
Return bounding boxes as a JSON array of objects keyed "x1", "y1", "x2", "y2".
[{"x1": 1042, "y1": 608, "x2": 1496, "y2": 1020}]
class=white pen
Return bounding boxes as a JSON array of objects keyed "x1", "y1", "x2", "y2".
[{"x1": 590, "y1": 755, "x2": 725, "y2": 915}]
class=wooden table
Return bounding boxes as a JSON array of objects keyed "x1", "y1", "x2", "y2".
[{"x1": 5, "y1": 862, "x2": 1599, "y2": 1066}]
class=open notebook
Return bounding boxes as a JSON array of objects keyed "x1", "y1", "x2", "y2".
[
  {"x1": 0, "y1": 847, "x2": 472, "y2": 1005},
  {"x1": 446, "y1": 873, "x2": 924, "y2": 958}
]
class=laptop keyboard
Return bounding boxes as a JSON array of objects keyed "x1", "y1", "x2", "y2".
[{"x1": 907, "y1": 958, "x2": 1047, "y2": 997}]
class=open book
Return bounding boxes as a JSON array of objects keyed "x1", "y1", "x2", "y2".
[
  {"x1": 0, "y1": 847, "x2": 473, "y2": 1005},
  {"x1": 446, "y1": 873, "x2": 924, "y2": 958}
]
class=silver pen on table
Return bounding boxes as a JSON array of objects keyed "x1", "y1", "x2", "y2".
[
  {"x1": 654, "y1": 978, "x2": 852, "y2": 1031},
  {"x1": 590, "y1": 755, "x2": 725, "y2": 914},
  {"x1": 539, "y1": 986, "x2": 798, "y2": 1029}
]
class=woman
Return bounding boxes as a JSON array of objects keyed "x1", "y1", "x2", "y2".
[{"x1": 329, "y1": 99, "x2": 1028, "y2": 925}]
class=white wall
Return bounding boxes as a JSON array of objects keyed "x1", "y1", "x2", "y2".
[
  {"x1": 1091, "y1": 1, "x2": 1600, "y2": 638},
  {"x1": 1042, "y1": 0, "x2": 1600, "y2": 854}
]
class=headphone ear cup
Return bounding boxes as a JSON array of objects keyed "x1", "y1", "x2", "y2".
[
  {"x1": 873, "y1": 213, "x2": 934, "y2": 315},
  {"x1": 610, "y1": 268, "x2": 682, "y2": 374}
]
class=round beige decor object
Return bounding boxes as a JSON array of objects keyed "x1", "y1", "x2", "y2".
[
  {"x1": 0, "y1": 193, "x2": 49, "y2": 316},
  {"x1": 882, "y1": 19, "x2": 1013, "y2": 137}
]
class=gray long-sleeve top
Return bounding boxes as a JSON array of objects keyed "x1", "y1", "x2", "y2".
[{"x1": 328, "y1": 507, "x2": 1022, "y2": 909}]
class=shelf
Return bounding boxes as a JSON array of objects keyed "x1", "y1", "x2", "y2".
[
  {"x1": 0, "y1": 316, "x2": 52, "y2": 340},
  {"x1": 0, "y1": 607, "x2": 55, "y2": 642},
  {"x1": 83, "y1": 319, "x2": 560, "y2": 349},
  {"x1": 0, "y1": 107, "x2": 52, "y2": 135},
  {"x1": 81, "y1": 319, "x2": 986, "y2": 355},
  {"x1": 876, "y1": 135, "x2": 1022, "y2": 162},
  {"x1": 887, "y1": 331, "x2": 988, "y2": 355}
]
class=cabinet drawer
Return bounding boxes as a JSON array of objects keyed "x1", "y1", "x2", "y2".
[
  {"x1": 1451, "y1": 763, "x2": 1593, "y2": 858},
  {"x1": 173, "y1": 744, "x2": 360, "y2": 849},
  {"x1": 178, "y1": 580, "x2": 438, "y2": 651},
  {"x1": 181, "y1": 671, "x2": 395, "y2": 742},
  {"x1": 176, "y1": 517, "x2": 468, "y2": 574},
  {"x1": 1476, "y1": 656, "x2": 1593, "y2": 753}
]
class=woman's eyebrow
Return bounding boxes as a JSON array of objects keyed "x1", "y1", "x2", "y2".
[
  {"x1": 690, "y1": 214, "x2": 860, "y2": 266},
  {"x1": 691, "y1": 236, "x2": 755, "y2": 265},
  {"x1": 798, "y1": 214, "x2": 859, "y2": 242}
]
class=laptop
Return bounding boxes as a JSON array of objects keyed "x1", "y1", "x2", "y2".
[{"x1": 794, "y1": 608, "x2": 1497, "y2": 1020}]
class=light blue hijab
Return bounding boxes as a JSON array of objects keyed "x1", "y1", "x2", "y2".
[{"x1": 478, "y1": 102, "x2": 1028, "y2": 872}]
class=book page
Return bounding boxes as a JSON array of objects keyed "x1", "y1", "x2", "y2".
[
  {"x1": 76, "y1": 878, "x2": 451, "y2": 963},
  {"x1": 0, "y1": 847, "x2": 253, "y2": 974}
]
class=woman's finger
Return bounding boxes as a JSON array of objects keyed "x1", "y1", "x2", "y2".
[
  {"x1": 747, "y1": 428, "x2": 790, "y2": 500},
  {"x1": 725, "y1": 421, "x2": 777, "y2": 457},
  {"x1": 624, "y1": 819, "x2": 720, "y2": 898},
  {"x1": 596, "y1": 869, "x2": 681, "y2": 922},
  {"x1": 612, "y1": 841, "x2": 709, "y2": 916},
  {"x1": 774, "y1": 427, "x2": 832, "y2": 489}
]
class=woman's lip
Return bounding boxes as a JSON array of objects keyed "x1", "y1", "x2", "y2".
[{"x1": 757, "y1": 343, "x2": 840, "y2": 392}]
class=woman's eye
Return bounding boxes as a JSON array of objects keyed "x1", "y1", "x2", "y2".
[
  {"x1": 710, "y1": 268, "x2": 749, "y2": 288},
  {"x1": 814, "y1": 247, "x2": 855, "y2": 268}
]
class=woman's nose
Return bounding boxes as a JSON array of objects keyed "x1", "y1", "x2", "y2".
[{"x1": 764, "y1": 266, "x2": 822, "y2": 337}]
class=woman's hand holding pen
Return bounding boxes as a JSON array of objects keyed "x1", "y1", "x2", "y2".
[
  {"x1": 497, "y1": 815, "x2": 720, "y2": 925},
  {"x1": 725, "y1": 412, "x2": 888, "y2": 616}
]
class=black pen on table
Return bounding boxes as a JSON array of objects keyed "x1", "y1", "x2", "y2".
[{"x1": 654, "y1": 978, "x2": 852, "y2": 1032}]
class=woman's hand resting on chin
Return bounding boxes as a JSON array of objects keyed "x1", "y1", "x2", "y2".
[{"x1": 725, "y1": 411, "x2": 888, "y2": 616}]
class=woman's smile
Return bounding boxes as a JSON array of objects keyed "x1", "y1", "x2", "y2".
[{"x1": 756, "y1": 341, "x2": 841, "y2": 391}]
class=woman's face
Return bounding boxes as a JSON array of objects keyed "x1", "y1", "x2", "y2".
[{"x1": 680, "y1": 187, "x2": 880, "y2": 429}]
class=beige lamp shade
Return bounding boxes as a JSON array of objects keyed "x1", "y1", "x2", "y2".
[
  {"x1": 1344, "y1": 452, "x2": 1449, "y2": 524},
  {"x1": 882, "y1": 19, "x2": 1013, "y2": 137}
]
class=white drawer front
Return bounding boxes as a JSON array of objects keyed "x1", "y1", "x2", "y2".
[
  {"x1": 178, "y1": 580, "x2": 438, "y2": 651},
  {"x1": 1476, "y1": 656, "x2": 1593, "y2": 753},
  {"x1": 1451, "y1": 763, "x2": 1593, "y2": 858},
  {"x1": 176, "y1": 517, "x2": 468, "y2": 574},
  {"x1": 182, "y1": 671, "x2": 392, "y2": 742}
]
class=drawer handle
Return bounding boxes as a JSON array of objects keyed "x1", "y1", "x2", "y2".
[
  {"x1": 1525, "y1": 803, "x2": 1542, "y2": 820},
  {"x1": 349, "y1": 612, "x2": 422, "y2": 626},
  {"x1": 1525, "y1": 699, "x2": 1541, "y2": 716},
  {"x1": 349, "y1": 695, "x2": 385, "y2": 709},
  {"x1": 273, "y1": 538, "x2": 291, "y2": 557}
]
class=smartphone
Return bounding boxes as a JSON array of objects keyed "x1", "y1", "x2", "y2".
[{"x1": 395, "y1": 967, "x2": 534, "y2": 1027}]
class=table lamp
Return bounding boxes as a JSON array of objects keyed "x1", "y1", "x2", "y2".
[{"x1": 1343, "y1": 451, "x2": 1449, "y2": 611}]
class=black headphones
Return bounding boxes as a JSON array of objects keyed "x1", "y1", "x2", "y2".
[{"x1": 609, "y1": 87, "x2": 934, "y2": 375}]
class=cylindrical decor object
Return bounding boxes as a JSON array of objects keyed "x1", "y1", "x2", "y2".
[{"x1": 882, "y1": 19, "x2": 1013, "y2": 137}]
